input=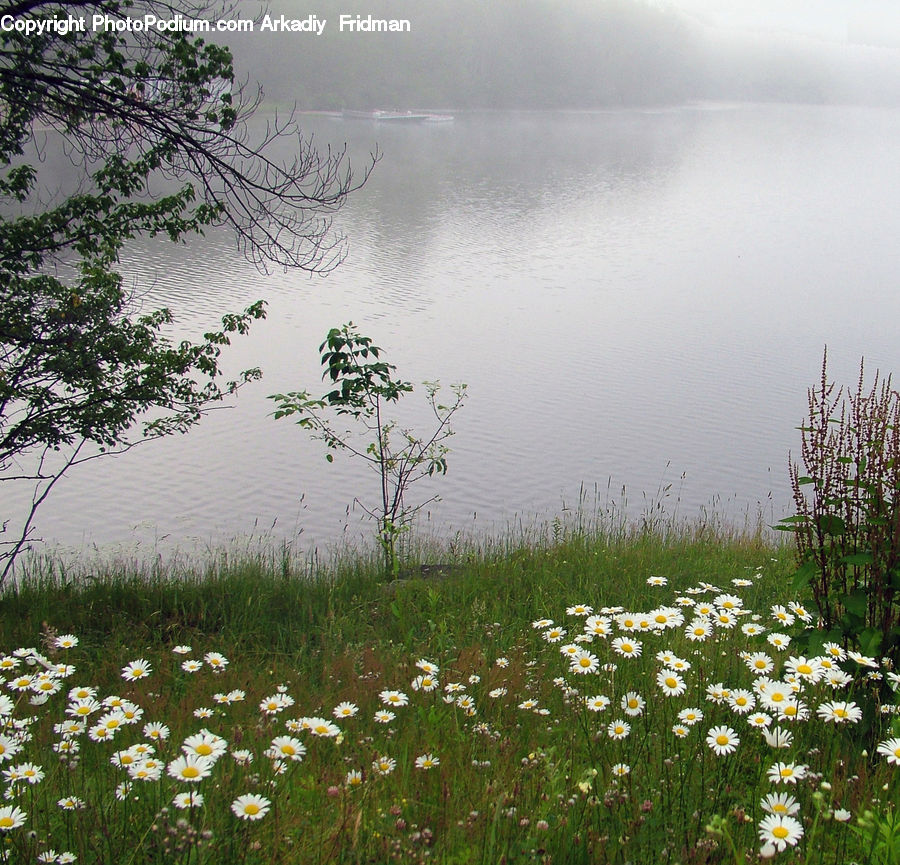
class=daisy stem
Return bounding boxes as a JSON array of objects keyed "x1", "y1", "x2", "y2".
[
  {"x1": 719, "y1": 818, "x2": 747, "y2": 865},
  {"x1": 802, "y1": 808, "x2": 822, "y2": 865}
]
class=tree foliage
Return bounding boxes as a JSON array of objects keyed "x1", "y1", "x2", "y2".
[
  {"x1": 0, "y1": 0, "x2": 371, "y2": 580},
  {"x1": 270, "y1": 323, "x2": 466, "y2": 577}
]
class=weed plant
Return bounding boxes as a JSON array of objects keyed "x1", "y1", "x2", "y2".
[
  {"x1": 780, "y1": 352, "x2": 900, "y2": 661},
  {"x1": 0, "y1": 522, "x2": 898, "y2": 864}
]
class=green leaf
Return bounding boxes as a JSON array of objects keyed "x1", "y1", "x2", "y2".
[
  {"x1": 791, "y1": 559, "x2": 820, "y2": 592},
  {"x1": 817, "y1": 514, "x2": 846, "y2": 536},
  {"x1": 840, "y1": 552, "x2": 873, "y2": 567},
  {"x1": 842, "y1": 589, "x2": 868, "y2": 618},
  {"x1": 858, "y1": 627, "x2": 883, "y2": 657}
]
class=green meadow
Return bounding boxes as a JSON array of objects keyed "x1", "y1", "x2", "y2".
[{"x1": 0, "y1": 518, "x2": 898, "y2": 864}]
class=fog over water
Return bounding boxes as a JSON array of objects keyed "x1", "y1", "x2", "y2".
[
  {"x1": 11, "y1": 100, "x2": 900, "y2": 560},
  {"x1": 7, "y1": 2, "x2": 900, "y2": 561}
]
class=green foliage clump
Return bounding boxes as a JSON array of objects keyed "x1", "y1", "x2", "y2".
[
  {"x1": 0, "y1": 0, "x2": 368, "y2": 584},
  {"x1": 778, "y1": 351, "x2": 900, "y2": 661},
  {"x1": 270, "y1": 323, "x2": 466, "y2": 578}
]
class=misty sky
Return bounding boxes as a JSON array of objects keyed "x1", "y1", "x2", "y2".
[{"x1": 664, "y1": 0, "x2": 900, "y2": 48}]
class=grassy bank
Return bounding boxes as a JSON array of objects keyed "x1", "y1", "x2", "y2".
[{"x1": 0, "y1": 522, "x2": 898, "y2": 864}]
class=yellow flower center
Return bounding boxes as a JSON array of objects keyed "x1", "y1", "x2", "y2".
[
  {"x1": 196, "y1": 744, "x2": 213, "y2": 755},
  {"x1": 835, "y1": 708, "x2": 847, "y2": 718},
  {"x1": 780, "y1": 768, "x2": 793, "y2": 778},
  {"x1": 579, "y1": 658, "x2": 591, "y2": 668},
  {"x1": 182, "y1": 767, "x2": 200, "y2": 778},
  {"x1": 0, "y1": 817, "x2": 13, "y2": 828},
  {"x1": 773, "y1": 826, "x2": 789, "y2": 839},
  {"x1": 716, "y1": 735, "x2": 729, "y2": 746},
  {"x1": 244, "y1": 804, "x2": 260, "y2": 815},
  {"x1": 797, "y1": 664, "x2": 812, "y2": 675},
  {"x1": 773, "y1": 804, "x2": 787, "y2": 813},
  {"x1": 622, "y1": 644, "x2": 633, "y2": 653},
  {"x1": 628, "y1": 699, "x2": 638, "y2": 708},
  {"x1": 666, "y1": 678, "x2": 678, "y2": 689}
]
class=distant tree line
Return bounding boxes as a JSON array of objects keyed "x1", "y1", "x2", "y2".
[
  {"x1": 252, "y1": 0, "x2": 703, "y2": 109},
  {"x1": 240, "y1": 0, "x2": 852, "y2": 110}
]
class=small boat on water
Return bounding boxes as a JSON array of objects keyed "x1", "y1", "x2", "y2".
[
  {"x1": 341, "y1": 109, "x2": 454, "y2": 123},
  {"x1": 375, "y1": 111, "x2": 432, "y2": 123}
]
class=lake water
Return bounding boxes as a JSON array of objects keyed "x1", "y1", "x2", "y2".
[{"x1": 10, "y1": 102, "x2": 900, "y2": 560}]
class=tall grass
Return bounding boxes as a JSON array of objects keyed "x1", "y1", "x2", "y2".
[{"x1": 0, "y1": 517, "x2": 897, "y2": 864}]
